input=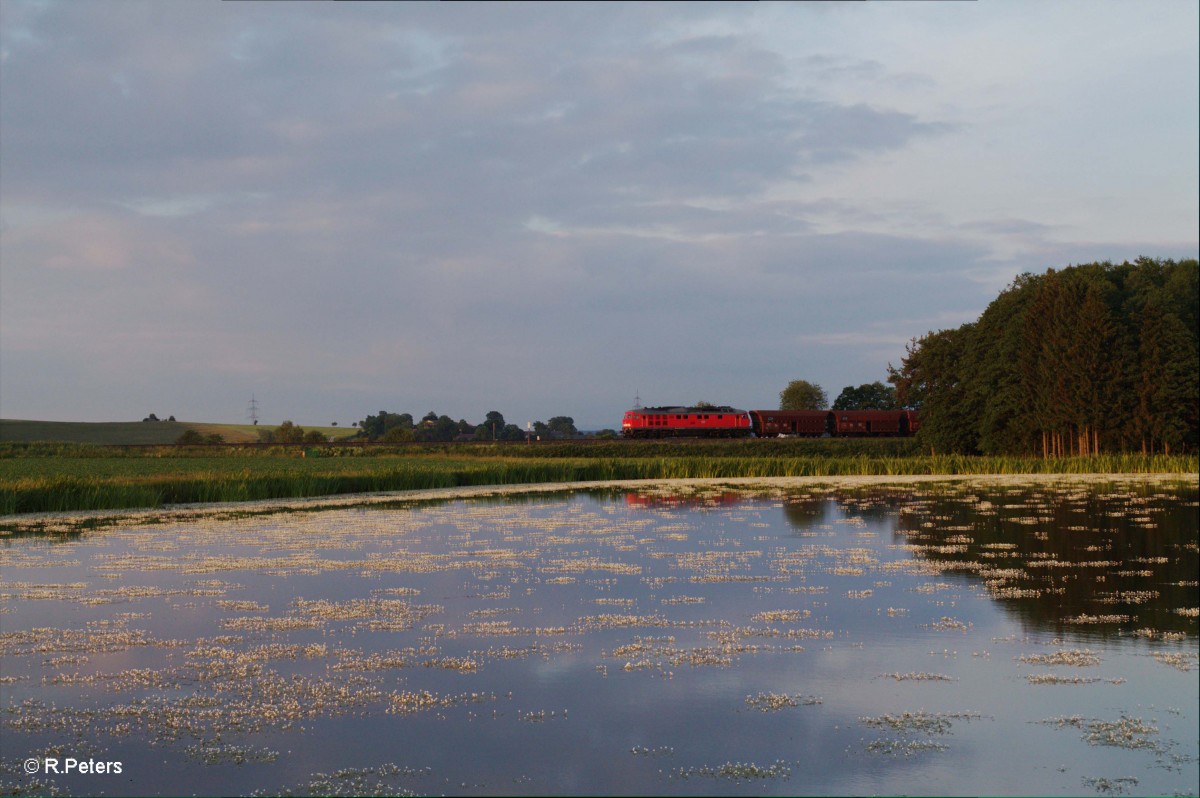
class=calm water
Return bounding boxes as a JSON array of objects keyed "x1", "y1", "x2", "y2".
[{"x1": 2, "y1": 480, "x2": 1197, "y2": 796}]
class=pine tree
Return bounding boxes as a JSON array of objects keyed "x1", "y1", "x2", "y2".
[{"x1": 969, "y1": 273, "x2": 1038, "y2": 454}]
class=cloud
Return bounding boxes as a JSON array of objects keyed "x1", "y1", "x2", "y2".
[{"x1": 1, "y1": 1, "x2": 1196, "y2": 427}]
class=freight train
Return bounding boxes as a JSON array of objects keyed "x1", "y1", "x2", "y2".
[{"x1": 621, "y1": 406, "x2": 919, "y2": 439}]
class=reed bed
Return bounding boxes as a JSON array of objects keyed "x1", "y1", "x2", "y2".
[{"x1": 0, "y1": 444, "x2": 1195, "y2": 515}]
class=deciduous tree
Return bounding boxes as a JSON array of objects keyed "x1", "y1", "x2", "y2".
[
  {"x1": 272, "y1": 420, "x2": 305, "y2": 444},
  {"x1": 832, "y1": 382, "x2": 897, "y2": 411},
  {"x1": 547, "y1": 416, "x2": 577, "y2": 437},
  {"x1": 891, "y1": 258, "x2": 1198, "y2": 454},
  {"x1": 779, "y1": 380, "x2": 827, "y2": 411}
]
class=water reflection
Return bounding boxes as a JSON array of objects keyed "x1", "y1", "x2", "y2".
[
  {"x1": 1, "y1": 479, "x2": 1196, "y2": 797},
  {"x1": 890, "y1": 484, "x2": 1199, "y2": 638},
  {"x1": 623, "y1": 491, "x2": 744, "y2": 509}
]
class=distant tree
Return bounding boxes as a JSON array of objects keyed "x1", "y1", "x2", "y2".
[
  {"x1": 168, "y1": 415, "x2": 176, "y2": 422},
  {"x1": 381, "y1": 425, "x2": 413, "y2": 443},
  {"x1": 143, "y1": 413, "x2": 159, "y2": 422},
  {"x1": 357, "y1": 411, "x2": 413, "y2": 441},
  {"x1": 476, "y1": 417, "x2": 523, "y2": 441},
  {"x1": 437, "y1": 416, "x2": 462, "y2": 440},
  {"x1": 303, "y1": 430, "x2": 327, "y2": 444},
  {"x1": 176, "y1": 429, "x2": 205, "y2": 445},
  {"x1": 205, "y1": 433, "x2": 225, "y2": 444},
  {"x1": 532, "y1": 420, "x2": 550, "y2": 438},
  {"x1": 484, "y1": 411, "x2": 506, "y2": 439},
  {"x1": 694, "y1": 401, "x2": 716, "y2": 409},
  {"x1": 273, "y1": 420, "x2": 305, "y2": 444},
  {"x1": 414, "y1": 415, "x2": 459, "y2": 442},
  {"x1": 832, "y1": 382, "x2": 898, "y2": 411},
  {"x1": 472, "y1": 411, "x2": 507, "y2": 441},
  {"x1": 547, "y1": 416, "x2": 577, "y2": 438},
  {"x1": 421, "y1": 411, "x2": 439, "y2": 424},
  {"x1": 779, "y1": 380, "x2": 828, "y2": 411}
]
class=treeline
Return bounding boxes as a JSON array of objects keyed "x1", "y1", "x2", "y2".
[
  {"x1": 889, "y1": 257, "x2": 1198, "y2": 455},
  {"x1": 778, "y1": 380, "x2": 899, "y2": 411},
  {"x1": 356, "y1": 410, "x2": 580, "y2": 442}
]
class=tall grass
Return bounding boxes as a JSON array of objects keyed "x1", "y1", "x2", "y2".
[{"x1": 1, "y1": 447, "x2": 1195, "y2": 515}]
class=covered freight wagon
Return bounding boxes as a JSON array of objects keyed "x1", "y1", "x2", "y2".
[
  {"x1": 831, "y1": 410, "x2": 918, "y2": 436},
  {"x1": 749, "y1": 410, "x2": 832, "y2": 437}
]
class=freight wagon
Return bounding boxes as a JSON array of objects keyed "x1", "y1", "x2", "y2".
[
  {"x1": 748, "y1": 410, "x2": 831, "y2": 437},
  {"x1": 621, "y1": 406, "x2": 919, "y2": 439},
  {"x1": 831, "y1": 410, "x2": 920, "y2": 436}
]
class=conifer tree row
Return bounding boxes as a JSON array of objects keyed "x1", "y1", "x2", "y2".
[{"x1": 888, "y1": 258, "x2": 1199, "y2": 455}]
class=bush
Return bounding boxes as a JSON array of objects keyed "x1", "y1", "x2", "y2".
[
  {"x1": 382, "y1": 426, "x2": 414, "y2": 443},
  {"x1": 272, "y1": 421, "x2": 305, "y2": 444}
]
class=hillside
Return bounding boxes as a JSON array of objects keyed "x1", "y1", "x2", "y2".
[{"x1": 0, "y1": 419, "x2": 356, "y2": 445}]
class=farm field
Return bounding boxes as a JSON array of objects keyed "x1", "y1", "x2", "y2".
[
  {"x1": 0, "y1": 440, "x2": 1196, "y2": 516},
  {"x1": 0, "y1": 418, "x2": 354, "y2": 445}
]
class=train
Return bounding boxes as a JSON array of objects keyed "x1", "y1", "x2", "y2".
[{"x1": 621, "y1": 406, "x2": 920, "y2": 439}]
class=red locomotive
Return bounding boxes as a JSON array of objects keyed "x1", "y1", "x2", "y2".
[
  {"x1": 621, "y1": 406, "x2": 919, "y2": 438},
  {"x1": 621, "y1": 406, "x2": 753, "y2": 438}
]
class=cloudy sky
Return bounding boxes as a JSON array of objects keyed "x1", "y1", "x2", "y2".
[{"x1": 2, "y1": 1, "x2": 1196, "y2": 430}]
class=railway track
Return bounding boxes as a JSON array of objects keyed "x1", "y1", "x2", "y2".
[{"x1": 107, "y1": 437, "x2": 764, "y2": 450}]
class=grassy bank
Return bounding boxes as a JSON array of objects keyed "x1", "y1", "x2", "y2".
[{"x1": 1, "y1": 441, "x2": 1195, "y2": 515}]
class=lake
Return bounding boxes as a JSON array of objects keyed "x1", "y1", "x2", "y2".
[{"x1": 2, "y1": 477, "x2": 1197, "y2": 796}]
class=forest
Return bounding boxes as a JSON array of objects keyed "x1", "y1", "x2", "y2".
[{"x1": 888, "y1": 257, "x2": 1198, "y2": 456}]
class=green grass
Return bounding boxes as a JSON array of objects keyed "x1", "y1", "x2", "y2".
[
  {"x1": 0, "y1": 440, "x2": 1195, "y2": 515},
  {"x1": 0, "y1": 419, "x2": 356, "y2": 445}
]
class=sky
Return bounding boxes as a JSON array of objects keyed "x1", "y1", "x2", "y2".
[{"x1": 1, "y1": 1, "x2": 1197, "y2": 431}]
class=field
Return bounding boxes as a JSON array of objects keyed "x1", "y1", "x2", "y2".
[
  {"x1": 0, "y1": 418, "x2": 355, "y2": 445},
  {"x1": 1, "y1": 437, "x2": 1195, "y2": 516}
]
